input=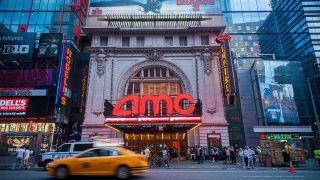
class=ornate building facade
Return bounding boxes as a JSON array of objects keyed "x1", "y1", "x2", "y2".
[{"x1": 82, "y1": 14, "x2": 229, "y2": 156}]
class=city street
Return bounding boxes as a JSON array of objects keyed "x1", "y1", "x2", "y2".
[{"x1": 1, "y1": 169, "x2": 320, "y2": 180}]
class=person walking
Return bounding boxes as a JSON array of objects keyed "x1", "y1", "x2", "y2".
[
  {"x1": 12, "y1": 147, "x2": 25, "y2": 170},
  {"x1": 195, "y1": 145, "x2": 200, "y2": 164},
  {"x1": 243, "y1": 146, "x2": 249, "y2": 168},
  {"x1": 247, "y1": 146, "x2": 255, "y2": 169},
  {"x1": 230, "y1": 146, "x2": 236, "y2": 164},
  {"x1": 213, "y1": 147, "x2": 219, "y2": 162},
  {"x1": 162, "y1": 148, "x2": 169, "y2": 167},
  {"x1": 144, "y1": 147, "x2": 151, "y2": 166},
  {"x1": 238, "y1": 148, "x2": 245, "y2": 168}
]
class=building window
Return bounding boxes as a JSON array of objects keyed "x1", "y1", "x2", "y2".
[
  {"x1": 246, "y1": 26, "x2": 251, "y2": 31},
  {"x1": 100, "y1": 36, "x2": 108, "y2": 46},
  {"x1": 248, "y1": 36, "x2": 253, "y2": 40},
  {"x1": 136, "y1": 36, "x2": 144, "y2": 47},
  {"x1": 240, "y1": 48, "x2": 245, "y2": 52},
  {"x1": 122, "y1": 37, "x2": 130, "y2": 47},
  {"x1": 201, "y1": 35, "x2": 209, "y2": 45},
  {"x1": 228, "y1": 26, "x2": 232, "y2": 31},
  {"x1": 250, "y1": 47, "x2": 254, "y2": 52},
  {"x1": 126, "y1": 67, "x2": 183, "y2": 116},
  {"x1": 165, "y1": 36, "x2": 173, "y2": 46},
  {"x1": 237, "y1": 26, "x2": 242, "y2": 31},
  {"x1": 179, "y1": 36, "x2": 187, "y2": 46}
]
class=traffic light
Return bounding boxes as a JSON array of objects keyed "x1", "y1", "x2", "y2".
[{"x1": 103, "y1": 100, "x2": 114, "y2": 117}]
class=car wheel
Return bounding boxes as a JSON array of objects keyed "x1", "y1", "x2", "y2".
[
  {"x1": 55, "y1": 166, "x2": 68, "y2": 179},
  {"x1": 116, "y1": 166, "x2": 130, "y2": 179},
  {"x1": 43, "y1": 160, "x2": 52, "y2": 171}
]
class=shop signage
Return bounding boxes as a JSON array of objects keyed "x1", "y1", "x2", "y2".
[
  {"x1": 59, "y1": 47, "x2": 73, "y2": 106},
  {"x1": 0, "y1": 87, "x2": 34, "y2": 90},
  {"x1": 6, "y1": 135, "x2": 33, "y2": 152},
  {"x1": 79, "y1": 67, "x2": 88, "y2": 113},
  {"x1": 38, "y1": 33, "x2": 63, "y2": 58},
  {"x1": 266, "y1": 134, "x2": 300, "y2": 139},
  {"x1": 0, "y1": 89, "x2": 47, "y2": 96},
  {"x1": 0, "y1": 69, "x2": 54, "y2": 87},
  {"x1": 0, "y1": 32, "x2": 36, "y2": 62},
  {"x1": 0, "y1": 97, "x2": 49, "y2": 118},
  {"x1": 220, "y1": 43, "x2": 230, "y2": 94},
  {"x1": 89, "y1": 0, "x2": 220, "y2": 15},
  {"x1": 0, "y1": 98, "x2": 28, "y2": 112},
  {"x1": 112, "y1": 94, "x2": 195, "y2": 116}
]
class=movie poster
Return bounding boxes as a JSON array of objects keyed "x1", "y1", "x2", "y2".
[{"x1": 90, "y1": 0, "x2": 221, "y2": 15}]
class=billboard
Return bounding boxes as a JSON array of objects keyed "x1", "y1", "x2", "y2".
[
  {"x1": 0, "y1": 32, "x2": 36, "y2": 62},
  {"x1": 38, "y1": 33, "x2": 63, "y2": 58},
  {"x1": 0, "y1": 97, "x2": 50, "y2": 118},
  {"x1": 0, "y1": 69, "x2": 55, "y2": 87},
  {"x1": 90, "y1": 0, "x2": 221, "y2": 15},
  {"x1": 258, "y1": 61, "x2": 299, "y2": 124}
]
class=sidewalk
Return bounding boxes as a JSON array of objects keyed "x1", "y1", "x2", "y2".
[{"x1": 154, "y1": 159, "x2": 320, "y2": 171}]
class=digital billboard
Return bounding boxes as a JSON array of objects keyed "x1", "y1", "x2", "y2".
[
  {"x1": 0, "y1": 32, "x2": 36, "y2": 62},
  {"x1": 0, "y1": 69, "x2": 55, "y2": 87},
  {"x1": 258, "y1": 61, "x2": 299, "y2": 124},
  {"x1": 0, "y1": 97, "x2": 50, "y2": 118},
  {"x1": 90, "y1": 0, "x2": 221, "y2": 15},
  {"x1": 38, "y1": 33, "x2": 63, "y2": 58}
]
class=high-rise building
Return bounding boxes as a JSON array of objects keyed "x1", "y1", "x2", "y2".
[
  {"x1": 0, "y1": 0, "x2": 90, "y2": 160},
  {"x1": 258, "y1": 0, "x2": 320, "y2": 145}
]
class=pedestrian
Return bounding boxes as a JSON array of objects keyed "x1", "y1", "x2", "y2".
[
  {"x1": 200, "y1": 147, "x2": 204, "y2": 164},
  {"x1": 187, "y1": 147, "x2": 191, "y2": 160},
  {"x1": 238, "y1": 148, "x2": 245, "y2": 168},
  {"x1": 213, "y1": 147, "x2": 219, "y2": 162},
  {"x1": 11, "y1": 147, "x2": 25, "y2": 170},
  {"x1": 210, "y1": 147, "x2": 215, "y2": 163},
  {"x1": 226, "y1": 147, "x2": 231, "y2": 164},
  {"x1": 247, "y1": 146, "x2": 255, "y2": 169},
  {"x1": 244, "y1": 146, "x2": 249, "y2": 168},
  {"x1": 144, "y1": 146, "x2": 151, "y2": 165},
  {"x1": 169, "y1": 147, "x2": 174, "y2": 161},
  {"x1": 230, "y1": 146, "x2": 236, "y2": 164},
  {"x1": 162, "y1": 148, "x2": 169, "y2": 167},
  {"x1": 222, "y1": 147, "x2": 227, "y2": 164},
  {"x1": 22, "y1": 146, "x2": 31, "y2": 170},
  {"x1": 195, "y1": 145, "x2": 200, "y2": 164}
]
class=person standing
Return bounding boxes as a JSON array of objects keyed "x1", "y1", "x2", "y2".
[
  {"x1": 195, "y1": 145, "x2": 200, "y2": 164},
  {"x1": 23, "y1": 146, "x2": 31, "y2": 170},
  {"x1": 12, "y1": 147, "x2": 25, "y2": 170},
  {"x1": 144, "y1": 147, "x2": 151, "y2": 166},
  {"x1": 247, "y1": 146, "x2": 255, "y2": 169},
  {"x1": 238, "y1": 148, "x2": 245, "y2": 168},
  {"x1": 244, "y1": 146, "x2": 249, "y2": 168},
  {"x1": 213, "y1": 147, "x2": 219, "y2": 162},
  {"x1": 230, "y1": 146, "x2": 236, "y2": 164}
]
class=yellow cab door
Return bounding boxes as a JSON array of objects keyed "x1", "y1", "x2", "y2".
[
  {"x1": 94, "y1": 148, "x2": 121, "y2": 175},
  {"x1": 71, "y1": 149, "x2": 102, "y2": 175}
]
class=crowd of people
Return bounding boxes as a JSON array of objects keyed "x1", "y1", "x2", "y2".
[
  {"x1": 187, "y1": 145, "x2": 262, "y2": 169},
  {"x1": 11, "y1": 146, "x2": 31, "y2": 170}
]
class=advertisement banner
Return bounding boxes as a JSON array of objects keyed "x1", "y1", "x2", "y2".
[
  {"x1": 38, "y1": 33, "x2": 63, "y2": 58},
  {"x1": 258, "y1": 61, "x2": 299, "y2": 124},
  {"x1": 90, "y1": 0, "x2": 221, "y2": 15},
  {"x1": 0, "y1": 97, "x2": 49, "y2": 118},
  {"x1": 0, "y1": 32, "x2": 36, "y2": 62},
  {"x1": 0, "y1": 69, "x2": 54, "y2": 87}
]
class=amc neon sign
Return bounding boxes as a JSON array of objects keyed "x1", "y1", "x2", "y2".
[{"x1": 112, "y1": 94, "x2": 195, "y2": 116}]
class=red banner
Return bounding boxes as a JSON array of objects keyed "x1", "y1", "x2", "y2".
[{"x1": 0, "y1": 98, "x2": 28, "y2": 112}]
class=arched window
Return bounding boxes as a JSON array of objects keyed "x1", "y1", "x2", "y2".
[{"x1": 125, "y1": 66, "x2": 184, "y2": 116}]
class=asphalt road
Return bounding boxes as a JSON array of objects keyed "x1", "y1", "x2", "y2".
[{"x1": 1, "y1": 169, "x2": 320, "y2": 180}]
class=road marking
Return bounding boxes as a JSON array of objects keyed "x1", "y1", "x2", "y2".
[
  {"x1": 243, "y1": 176, "x2": 304, "y2": 178},
  {"x1": 148, "y1": 170, "x2": 310, "y2": 173}
]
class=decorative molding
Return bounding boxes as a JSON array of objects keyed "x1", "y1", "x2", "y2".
[
  {"x1": 206, "y1": 108, "x2": 216, "y2": 115},
  {"x1": 117, "y1": 60, "x2": 193, "y2": 99},
  {"x1": 200, "y1": 48, "x2": 213, "y2": 75},
  {"x1": 95, "y1": 49, "x2": 108, "y2": 77},
  {"x1": 145, "y1": 49, "x2": 163, "y2": 61}
]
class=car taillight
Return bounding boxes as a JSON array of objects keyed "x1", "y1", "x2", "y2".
[{"x1": 139, "y1": 156, "x2": 147, "y2": 162}]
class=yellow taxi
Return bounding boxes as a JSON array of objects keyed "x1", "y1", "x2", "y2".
[{"x1": 47, "y1": 147, "x2": 148, "y2": 179}]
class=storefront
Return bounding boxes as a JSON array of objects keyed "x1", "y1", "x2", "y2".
[{"x1": 82, "y1": 6, "x2": 230, "y2": 156}]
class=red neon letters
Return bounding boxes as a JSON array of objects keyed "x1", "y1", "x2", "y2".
[{"x1": 112, "y1": 94, "x2": 195, "y2": 116}]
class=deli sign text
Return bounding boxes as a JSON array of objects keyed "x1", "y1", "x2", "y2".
[
  {"x1": 0, "y1": 33, "x2": 36, "y2": 62},
  {"x1": 0, "y1": 98, "x2": 28, "y2": 112}
]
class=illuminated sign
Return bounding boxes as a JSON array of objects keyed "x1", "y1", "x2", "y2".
[
  {"x1": 176, "y1": 0, "x2": 215, "y2": 11},
  {"x1": 106, "y1": 116, "x2": 201, "y2": 123},
  {"x1": 60, "y1": 47, "x2": 73, "y2": 106},
  {"x1": 112, "y1": 94, "x2": 195, "y2": 116},
  {"x1": 220, "y1": 44, "x2": 230, "y2": 94},
  {"x1": 79, "y1": 67, "x2": 88, "y2": 113},
  {"x1": 260, "y1": 134, "x2": 300, "y2": 140},
  {"x1": 0, "y1": 69, "x2": 54, "y2": 87},
  {"x1": 0, "y1": 98, "x2": 28, "y2": 112},
  {"x1": 0, "y1": 90, "x2": 47, "y2": 96},
  {"x1": 216, "y1": 34, "x2": 232, "y2": 42}
]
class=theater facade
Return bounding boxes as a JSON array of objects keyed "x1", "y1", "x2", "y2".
[{"x1": 82, "y1": 1, "x2": 230, "y2": 157}]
